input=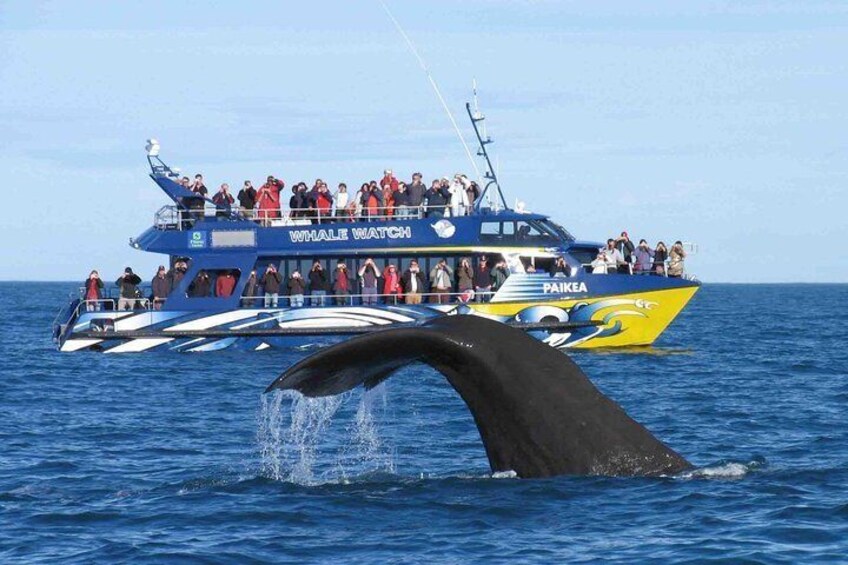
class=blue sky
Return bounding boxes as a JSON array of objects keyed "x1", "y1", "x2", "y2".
[{"x1": 1, "y1": 1, "x2": 846, "y2": 282}]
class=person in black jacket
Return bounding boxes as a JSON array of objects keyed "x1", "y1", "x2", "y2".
[
  {"x1": 473, "y1": 257, "x2": 493, "y2": 302},
  {"x1": 151, "y1": 265, "x2": 171, "y2": 310},
  {"x1": 424, "y1": 179, "x2": 450, "y2": 218},
  {"x1": 406, "y1": 172, "x2": 426, "y2": 209},
  {"x1": 401, "y1": 260, "x2": 427, "y2": 305},
  {"x1": 189, "y1": 270, "x2": 211, "y2": 298},
  {"x1": 262, "y1": 264, "x2": 283, "y2": 307},
  {"x1": 550, "y1": 257, "x2": 572, "y2": 277},
  {"x1": 308, "y1": 260, "x2": 330, "y2": 306},
  {"x1": 116, "y1": 267, "x2": 142, "y2": 310},
  {"x1": 237, "y1": 180, "x2": 257, "y2": 219},
  {"x1": 289, "y1": 184, "x2": 306, "y2": 219}
]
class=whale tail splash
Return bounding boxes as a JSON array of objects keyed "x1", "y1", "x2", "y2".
[{"x1": 266, "y1": 315, "x2": 692, "y2": 478}]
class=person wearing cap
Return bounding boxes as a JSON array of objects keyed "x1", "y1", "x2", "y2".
[
  {"x1": 151, "y1": 265, "x2": 171, "y2": 310},
  {"x1": 380, "y1": 169, "x2": 399, "y2": 192},
  {"x1": 116, "y1": 267, "x2": 142, "y2": 311}
]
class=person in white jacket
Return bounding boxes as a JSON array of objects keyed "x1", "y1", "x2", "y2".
[
  {"x1": 333, "y1": 183, "x2": 349, "y2": 220},
  {"x1": 448, "y1": 174, "x2": 471, "y2": 217}
]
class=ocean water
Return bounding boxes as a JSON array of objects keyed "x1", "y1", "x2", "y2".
[{"x1": 1, "y1": 282, "x2": 847, "y2": 563}]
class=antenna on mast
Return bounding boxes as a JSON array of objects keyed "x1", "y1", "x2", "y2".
[
  {"x1": 466, "y1": 85, "x2": 508, "y2": 211},
  {"x1": 379, "y1": 0, "x2": 481, "y2": 179}
]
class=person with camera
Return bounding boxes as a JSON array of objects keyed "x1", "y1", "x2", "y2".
[
  {"x1": 602, "y1": 239, "x2": 625, "y2": 274},
  {"x1": 308, "y1": 260, "x2": 330, "y2": 306},
  {"x1": 401, "y1": 260, "x2": 426, "y2": 305},
  {"x1": 188, "y1": 270, "x2": 211, "y2": 298},
  {"x1": 614, "y1": 231, "x2": 636, "y2": 274},
  {"x1": 550, "y1": 257, "x2": 572, "y2": 277},
  {"x1": 429, "y1": 258, "x2": 454, "y2": 304},
  {"x1": 424, "y1": 179, "x2": 450, "y2": 219},
  {"x1": 115, "y1": 267, "x2": 142, "y2": 310},
  {"x1": 241, "y1": 269, "x2": 258, "y2": 308},
  {"x1": 84, "y1": 270, "x2": 104, "y2": 312},
  {"x1": 151, "y1": 265, "x2": 171, "y2": 310},
  {"x1": 491, "y1": 258, "x2": 510, "y2": 291},
  {"x1": 262, "y1": 264, "x2": 283, "y2": 308},
  {"x1": 473, "y1": 256, "x2": 493, "y2": 302},
  {"x1": 212, "y1": 183, "x2": 235, "y2": 218},
  {"x1": 237, "y1": 181, "x2": 257, "y2": 219},
  {"x1": 633, "y1": 240, "x2": 655, "y2": 275},
  {"x1": 333, "y1": 261, "x2": 352, "y2": 305},
  {"x1": 668, "y1": 241, "x2": 687, "y2": 278},
  {"x1": 358, "y1": 258, "x2": 381, "y2": 305},
  {"x1": 288, "y1": 270, "x2": 306, "y2": 308},
  {"x1": 653, "y1": 241, "x2": 669, "y2": 276},
  {"x1": 382, "y1": 264, "x2": 402, "y2": 304},
  {"x1": 361, "y1": 183, "x2": 384, "y2": 222}
]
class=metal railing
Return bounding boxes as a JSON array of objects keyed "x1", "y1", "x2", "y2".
[
  {"x1": 154, "y1": 204, "x2": 472, "y2": 230},
  {"x1": 237, "y1": 288, "x2": 491, "y2": 307},
  {"x1": 581, "y1": 260, "x2": 693, "y2": 278}
]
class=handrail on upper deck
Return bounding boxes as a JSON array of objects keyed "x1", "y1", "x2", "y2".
[{"x1": 153, "y1": 203, "x2": 482, "y2": 230}]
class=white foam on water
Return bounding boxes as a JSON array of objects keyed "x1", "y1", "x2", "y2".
[
  {"x1": 491, "y1": 470, "x2": 518, "y2": 479},
  {"x1": 258, "y1": 385, "x2": 395, "y2": 485},
  {"x1": 258, "y1": 390, "x2": 344, "y2": 484},
  {"x1": 678, "y1": 461, "x2": 752, "y2": 480},
  {"x1": 339, "y1": 384, "x2": 395, "y2": 478}
]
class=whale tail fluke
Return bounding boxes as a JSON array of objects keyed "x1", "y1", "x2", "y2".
[{"x1": 266, "y1": 316, "x2": 692, "y2": 479}]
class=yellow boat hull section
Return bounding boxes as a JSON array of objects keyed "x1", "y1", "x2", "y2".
[{"x1": 468, "y1": 285, "x2": 699, "y2": 349}]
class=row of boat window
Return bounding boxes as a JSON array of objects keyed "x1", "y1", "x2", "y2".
[{"x1": 182, "y1": 254, "x2": 518, "y2": 299}]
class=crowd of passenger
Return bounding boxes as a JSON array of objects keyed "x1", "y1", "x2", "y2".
[
  {"x1": 178, "y1": 169, "x2": 483, "y2": 225},
  {"x1": 83, "y1": 234, "x2": 687, "y2": 313},
  {"x1": 81, "y1": 255, "x2": 516, "y2": 312},
  {"x1": 243, "y1": 256, "x2": 511, "y2": 308},
  {"x1": 590, "y1": 231, "x2": 687, "y2": 277}
]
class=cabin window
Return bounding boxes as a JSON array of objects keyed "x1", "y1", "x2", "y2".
[
  {"x1": 186, "y1": 269, "x2": 242, "y2": 298},
  {"x1": 520, "y1": 256, "x2": 555, "y2": 274}
]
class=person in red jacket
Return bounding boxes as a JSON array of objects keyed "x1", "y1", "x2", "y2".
[
  {"x1": 256, "y1": 182, "x2": 279, "y2": 226},
  {"x1": 315, "y1": 183, "x2": 334, "y2": 224},
  {"x1": 215, "y1": 270, "x2": 237, "y2": 298},
  {"x1": 382, "y1": 264, "x2": 402, "y2": 304},
  {"x1": 380, "y1": 169, "x2": 399, "y2": 192},
  {"x1": 258, "y1": 175, "x2": 284, "y2": 222}
]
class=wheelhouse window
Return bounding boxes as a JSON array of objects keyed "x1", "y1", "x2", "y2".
[{"x1": 479, "y1": 220, "x2": 563, "y2": 244}]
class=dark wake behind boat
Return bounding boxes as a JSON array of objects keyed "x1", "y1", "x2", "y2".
[{"x1": 52, "y1": 104, "x2": 699, "y2": 353}]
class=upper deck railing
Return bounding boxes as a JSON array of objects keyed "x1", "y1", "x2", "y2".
[{"x1": 154, "y1": 204, "x2": 479, "y2": 230}]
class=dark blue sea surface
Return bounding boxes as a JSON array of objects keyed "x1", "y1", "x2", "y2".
[{"x1": 1, "y1": 283, "x2": 847, "y2": 563}]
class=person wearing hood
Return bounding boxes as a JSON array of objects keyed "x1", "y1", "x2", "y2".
[{"x1": 83, "y1": 270, "x2": 104, "y2": 312}]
